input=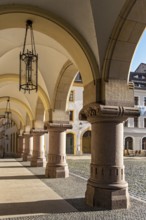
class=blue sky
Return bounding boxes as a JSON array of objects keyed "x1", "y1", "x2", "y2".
[{"x1": 130, "y1": 30, "x2": 146, "y2": 72}]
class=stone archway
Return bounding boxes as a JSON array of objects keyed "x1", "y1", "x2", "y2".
[
  {"x1": 0, "y1": 7, "x2": 97, "y2": 87},
  {"x1": 0, "y1": 6, "x2": 98, "y2": 134},
  {"x1": 101, "y1": 1, "x2": 146, "y2": 107}
]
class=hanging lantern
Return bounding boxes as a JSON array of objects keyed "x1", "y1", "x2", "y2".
[
  {"x1": 19, "y1": 20, "x2": 38, "y2": 93},
  {"x1": 5, "y1": 97, "x2": 12, "y2": 128}
]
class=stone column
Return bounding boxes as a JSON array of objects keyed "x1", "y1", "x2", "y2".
[
  {"x1": 45, "y1": 123, "x2": 72, "y2": 178},
  {"x1": 79, "y1": 103, "x2": 139, "y2": 210},
  {"x1": 23, "y1": 133, "x2": 31, "y2": 161},
  {"x1": 16, "y1": 135, "x2": 23, "y2": 157},
  {"x1": 21, "y1": 136, "x2": 25, "y2": 158},
  {"x1": 30, "y1": 130, "x2": 46, "y2": 167}
]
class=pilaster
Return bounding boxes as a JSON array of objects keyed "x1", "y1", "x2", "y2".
[
  {"x1": 79, "y1": 103, "x2": 140, "y2": 209},
  {"x1": 45, "y1": 123, "x2": 72, "y2": 178}
]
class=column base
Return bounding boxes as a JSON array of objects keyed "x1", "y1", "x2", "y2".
[
  {"x1": 23, "y1": 153, "x2": 28, "y2": 161},
  {"x1": 85, "y1": 183, "x2": 130, "y2": 210},
  {"x1": 31, "y1": 158, "x2": 46, "y2": 167},
  {"x1": 21, "y1": 153, "x2": 24, "y2": 158},
  {"x1": 45, "y1": 164, "x2": 69, "y2": 178},
  {"x1": 16, "y1": 153, "x2": 21, "y2": 158},
  {"x1": 27, "y1": 154, "x2": 32, "y2": 161}
]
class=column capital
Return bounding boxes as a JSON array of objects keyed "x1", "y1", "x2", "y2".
[
  {"x1": 79, "y1": 103, "x2": 140, "y2": 123},
  {"x1": 31, "y1": 129, "x2": 47, "y2": 136},
  {"x1": 45, "y1": 122, "x2": 72, "y2": 132},
  {"x1": 23, "y1": 132, "x2": 32, "y2": 138}
]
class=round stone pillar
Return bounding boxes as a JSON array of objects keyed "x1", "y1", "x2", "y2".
[
  {"x1": 23, "y1": 134, "x2": 31, "y2": 161},
  {"x1": 79, "y1": 103, "x2": 140, "y2": 210},
  {"x1": 17, "y1": 135, "x2": 23, "y2": 158},
  {"x1": 45, "y1": 123, "x2": 72, "y2": 178},
  {"x1": 30, "y1": 131, "x2": 46, "y2": 167},
  {"x1": 21, "y1": 136, "x2": 25, "y2": 158}
]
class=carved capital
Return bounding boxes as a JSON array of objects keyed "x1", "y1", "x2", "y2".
[
  {"x1": 31, "y1": 129, "x2": 47, "y2": 136},
  {"x1": 45, "y1": 122, "x2": 72, "y2": 132},
  {"x1": 79, "y1": 103, "x2": 140, "y2": 122}
]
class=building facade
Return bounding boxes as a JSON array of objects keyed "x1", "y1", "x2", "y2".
[
  {"x1": 67, "y1": 65, "x2": 146, "y2": 157},
  {"x1": 66, "y1": 73, "x2": 91, "y2": 155},
  {"x1": 124, "y1": 63, "x2": 146, "y2": 156}
]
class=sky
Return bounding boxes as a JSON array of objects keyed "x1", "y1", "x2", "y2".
[{"x1": 130, "y1": 30, "x2": 146, "y2": 72}]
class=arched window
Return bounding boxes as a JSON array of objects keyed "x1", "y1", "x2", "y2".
[
  {"x1": 82, "y1": 130, "x2": 91, "y2": 154},
  {"x1": 66, "y1": 133, "x2": 74, "y2": 154},
  {"x1": 125, "y1": 137, "x2": 133, "y2": 150},
  {"x1": 142, "y1": 137, "x2": 146, "y2": 150}
]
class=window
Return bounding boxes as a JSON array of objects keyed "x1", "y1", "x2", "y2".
[
  {"x1": 134, "y1": 117, "x2": 138, "y2": 127},
  {"x1": 66, "y1": 133, "x2": 74, "y2": 154},
  {"x1": 74, "y1": 73, "x2": 82, "y2": 83},
  {"x1": 124, "y1": 120, "x2": 128, "y2": 127},
  {"x1": 142, "y1": 137, "x2": 146, "y2": 150},
  {"x1": 144, "y1": 97, "x2": 146, "y2": 106},
  {"x1": 134, "y1": 96, "x2": 139, "y2": 105},
  {"x1": 69, "y1": 90, "x2": 74, "y2": 102},
  {"x1": 144, "y1": 118, "x2": 146, "y2": 128},
  {"x1": 83, "y1": 130, "x2": 91, "y2": 137},
  {"x1": 69, "y1": 110, "x2": 74, "y2": 121}
]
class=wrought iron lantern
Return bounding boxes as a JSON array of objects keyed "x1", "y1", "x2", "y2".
[
  {"x1": 19, "y1": 20, "x2": 38, "y2": 93},
  {"x1": 4, "y1": 97, "x2": 12, "y2": 128}
]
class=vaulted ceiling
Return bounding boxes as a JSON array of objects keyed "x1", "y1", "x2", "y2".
[
  {"x1": 0, "y1": 20, "x2": 74, "y2": 128},
  {"x1": 0, "y1": 0, "x2": 145, "y2": 129}
]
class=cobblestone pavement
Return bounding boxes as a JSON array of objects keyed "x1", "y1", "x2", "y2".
[
  {"x1": 67, "y1": 157, "x2": 146, "y2": 201},
  {"x1": 124, "y1": 158, "x2": 146, "y2": 201},
  {"x1": 1, "y1": 157, "x2": 146, "y2": 220}
]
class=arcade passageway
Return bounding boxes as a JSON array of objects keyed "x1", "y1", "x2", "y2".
[{"x1": 0, "y1": 0, "x2": 145, "y2": 212}]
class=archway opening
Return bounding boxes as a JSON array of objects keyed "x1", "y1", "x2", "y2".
[{"x1": 125, "y1": 137, "x2": 133, "y2": 150}]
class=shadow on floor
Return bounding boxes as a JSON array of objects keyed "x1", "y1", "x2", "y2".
[
  {"x1": 66, "y1": 198, "x2": 104, "y2": 212},
  {"x1": 0, "y1": 198, "x2": 104, "y2": 216},
  {"x1": 0, "y1": 175, "x2": 46, "y2": 180},
  {"x1": 0, "y1": 200, "x2": 74, "y2": 215}
]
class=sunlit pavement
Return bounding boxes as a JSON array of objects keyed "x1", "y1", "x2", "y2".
[{"x1": 0, "y1": 158, "x2": 76, "y2": 219}]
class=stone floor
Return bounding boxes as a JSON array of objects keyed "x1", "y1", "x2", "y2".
[{"x1": 0, "y1": 157, "x2": 146, "y2": 219}]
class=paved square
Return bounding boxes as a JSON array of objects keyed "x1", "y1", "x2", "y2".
[{"x1": 0, "y1": 157, "x2": 146, "y2": 220}]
